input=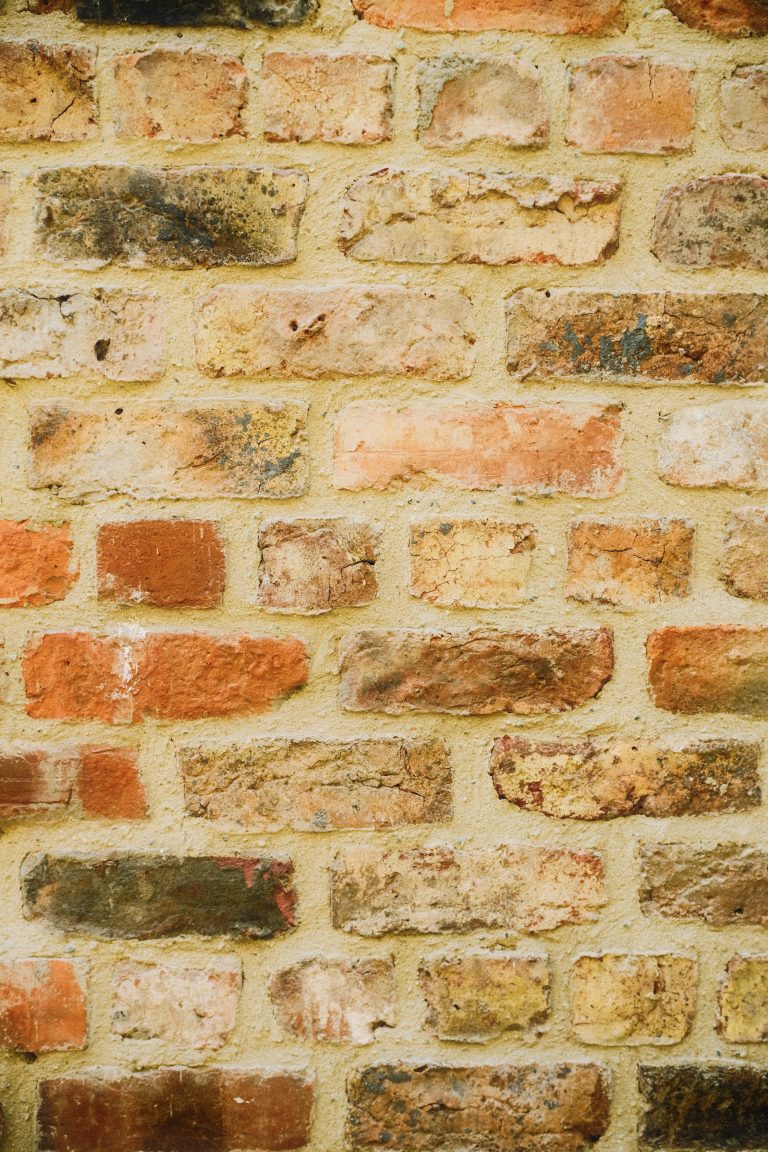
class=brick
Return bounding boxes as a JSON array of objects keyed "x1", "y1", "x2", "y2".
[
  {"x1": 0, "y1": 289, "x2": 165, "y2": 381},
  {"x1": 114, "y1": 49, "x2": 247, "y2": 141},
  {"x1": 24, "y1": 632, "x2": 308, "y2": 723},
  {"x1": 263, "y1": 53, "x2": 393, "y2": 144},
  {"x1": 417, "y1": 57, "x2": 548, "y2": 148},
  {"x1": 30, "y1": 402, "x2": 308, "y2": 500},
  {"x1": 351, "y1": 0, "x2": 622, "y2": 33},
  {"x1": 65, "y1": 0, "x2": 314, "y2": 26},
  {"x1": 652, "y1": 175, "x2": 768, "y2": 269},
  {"x1": 571, "y1": 954, "x2": 696, "y2": 1045},
  {"x1": 38, "y1": 1068, "x2": 314, "y2": 1152},
  {"x1": 339, "y1": 628, "x2": 613, "y2": 716},
  {"x1": 507, "y1": 289, "x2": 768, "y2": 386},
  {"x1": 332, "y1": 845, "x2": 606, "y2": 935},
  {"x1": 667, "y1": 0, "x2": 768, "y2": 34},
  {"x1": 340, "y1": 170, "x2": 621, "y2": 266},
  {"x1": 111, "y1": 959, "x2": 241, "y2": 1048},
  {"x1": 180, "y1": 737, "x2": 451, "y2": 831},
  {"x1": 659, "y1": 402, "x2": 768, "y2": 490},
  {"x1": 722, "y1": 508, "x2": 768, "y2": 599},
  {"x1": 335, "y1": 403, "x2": 624, "y2": 496},
  {"x1": 0, "y1": 174, "x2": 10, "y2": 256},
  {"x1": 257, "y1": 520, "x2": 378, "y2": 614},
  {"x1": 721, "y1": 66, "x2": 768, "y2": 149},
  {"x1": 269, "y1": 957, "x2": 395, "y2": 1043},
  {"x1": 35, "y1": 167, "x2": 307, "y2": 269},
  {"x1": 567, "y1": 518, "x2": 694, "y2": 605},
  {"x1": 648, "y1": 625, "x2": 768, "y2": 715},
  {"x1": 196, "y1": 285, "x2": 475, "y2": 381},
  {"x1": 410, "y1": 520, "x2": 535, "y2": 608},
  {"x1": 718, "y1": 956, "x2": 768, "y2": 1042},
  {"x1": 640, "y1": 844, "x2": 768, "y2": 926},
  {"x1": 0, "y1": 521, "x2": 76, "y2": 607},
  {"x1": 0, "y1": 40, "x2": 95, "y2": 141},
  {"x1": 420, "y1": 952, "x2": 549, "y2": 1041},
  {"x1": 0, "y1": 959, "x2": 86, "y2": 1054},
  {"x1": 97, "y1": 520, "x2": 226, "y2": 608},
  {"x1": 491, "y1": 736, "x2": 761, "y2": 820},
  {"x1": 567, "y1": 56, "x2": 695, "y2": 154},
  {"x1": 0, "y1": 745, "x2": 146, "y2": 820},
  {"x1": 23, "y1": 853, "x2": 296, "y2": 939},
  {"x1": 347, "y1": 1063, "x2": 610, "y2": 1152},
  {"x1": 639, "y1": 1064, "x2": 768, "y2": 1150}
]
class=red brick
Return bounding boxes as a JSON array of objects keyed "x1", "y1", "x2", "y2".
[
  {"x1": 648, "y1": 626, "x2": 768, "y2": 714},
  {"x1": 417, "y1": 56, "x2": 548, "y2": 148},
  {"x1": 97, "y1": 520, "x2": 225, "y2": 609},
  {"x1": 352, "y1": 0, "x2": 623, "y2": 33},
  {"x1": 0, "y1": 40, "x2": 96, "y2": 141},
  {"x1": 667, "y1": 0, "x2": 768, "y2": 35},
  {"x1": 0, "y1": 521, "x2": 76, "y2": 607},
  {"x1": 659, "y1": 402, "x2": 768, "y2": 490},
  {"x1": 0, "y1": 745, "x2": 146, "y2": 820},
  {"x1": 653, "y1": 175, "x2": 768, "y2": 269},
  {"x1": 721, "y1": 66, "x2": 768, "y2": 149},
  {"x1": 269, "y1": 957, "x2": 396, "y2": 1043},
  {"x1": 567, "y1": 518, "x2": 694, "y2": 605},
  {"x1": 263, "y1": 53, "x2": 393, "y2": 143},
  {"x1": 76, "y1": 747, "x2": 147, "y2": 819},
  {"x1": 0, "y1": 959, "x2": 86, "y2": 1053}
]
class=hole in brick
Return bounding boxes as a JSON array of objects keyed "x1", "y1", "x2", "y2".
[{"x1": 94, "y1": 338, "x2": 111, "y2": 361}]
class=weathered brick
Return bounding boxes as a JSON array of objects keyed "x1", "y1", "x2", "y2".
[
  {"x1": 667, "y1": 0, "x2": 768, "y2": 34},
  {"x1": 352, "y1": 0, "x2": 622, "y2": 33},
  {"x1": 567, "y1": 518, "x2": 694, "y2": 605},
  {"x1": 97, "y1": 520, "x2": 226, "y2": 608},
  {"x1": 339, "y1": 628, "x2": 613, "y2": 716},
  {"x1": 332, "y1": 845, "x2": 606, "y2": 935},
  {"x1": 263, "y1": 53, "x2": 393, "y2": 144},
  {"x1": 30, "y1": 402, "x2": 308, "y2": 500},
  {"x1": 659, "y1": 401, "x2": 768, "y2": 490},
  {"x1": 718, "y1": 956, "x2": 768, "y2": 1042},
  {"x1": 0, "y1": 521, "x2": 76, "y2": 606},
  {"x1": 639, "y1": 1064, "x2": 768, "y2": 1150},
  {"x1": 0, "y1": 745, "x2": 146, "y2": 820},
  {"x1": 197, "y1": 285, "x2": 476, "y2": 380},
  {"x1": 648, "y1": 625, "x2": 768, "y2": 715},
  {"x1": 0, "y1": 289, "x2": 165, "y2": 381},
  {"x1": 417, "y1": 57, "x2": 548, "y2": 148},
  {"x1": 270, "y1": 957, "x2": 396, "y2": 1044},
  {"x1": 180, "y1": 737, "x2": 451, "y2": 830},
  {"x1": 507, "y1": 289, "x2": 768, "y2": 386},
  {"x1": 23, "y1": 853, "x2": 296, "y2": 939},
  {"x1": 0, "y1": 40, "x2": 95, "y2": 141},
  {"x1": 257, "y1": 520, "x2": 378, "y2": 613},
  {"x1": 0, "y1": 174, "x2": 10, "y2": 255},
  {"x1": 111, "y1": 959, "x2": 241, "y2": 1048},
  {"x1": 114, "y1": 49, "x2": 247, "y2": 141},
  {"x1": 571, "y1": 954, "x2": 696, "y2": 1045},
  {"x1": 35, "y1": 167, "x2": 307, "y2": 268},
  {"x1": 640, "y1": 844, "x2": 768, "y2": 926},
  {"x1": 340, "y1": 171, "x2": 622, "y2": 266},
  {"x1": 335, "y1": 403, "x2": 624, "y2": 496},
  {"x1": 0, "y1": 960, "x2": 86, "y2": 1053},
  {"x1": 721, "y1": 66, "x2": 768, "y2": 149},
  {"x1": 653, "y1": 175, "x2": 768, "y2": 269},
  {"x1": 38, "y1": 1068, "x2": 314, "y2": 1152},
  {"x1": 347, "y1": 1063, "x2": 610, "y2": 1152},
  {"x1": 567, "y1": 56, "x2": 695, "y2": 154},
  {"x1": 420, "y1": 953, "x2": 549, "y2": 1041},
  {"x1": 490, "y1": 736, "x2": 761, "y2": 820},
  {"x1": 410, "y1": 520, "x2": 535, "y2": 608},
  {"x1": 721, "y1": 508, "x2": 768, "y2": 600},
  {"x1": 63, "y1": 0, "x2": 314, "y2": 26}
]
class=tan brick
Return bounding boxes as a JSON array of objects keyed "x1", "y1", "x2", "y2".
[
  {"x1": 352, "y1": 0, "x2": 623, "y2": 33},
  {"x1": 0, "y1": 959, "x2": 87, "y2": 1053},
  {"x1": 111, "y1": 960, "x2": 241, "y2": 1049},
  {"x1": 567, "y1": 56, "x2": 695, "y2": 154},
  {"x1": 640, "y1": 844, "x2": 768, "y2": 927},
  {"x1": 269, "y1": 958, "x2": 395, "y2": 1044},
  {"x1": 417, "y1": 57, "x2": 548, "y2": 148},
  {"x1": 196, "y1": 285, "x2": 476, "y2": 381},
  {"x1": 653, "y1": 175, "x2": 768, "y2": 269},
  {"x1": 340, "y1": 170, "x2": 622, "y2": 266},
  {"x1": 420, "y1": 952, "x2": 549, "y2": 1041},
  {"x1": 668, "y1": 0, "x2": 768, "y2": 35},
  {"x1": 0, "y1": 40, "x2": 96, "y2": 141},
  {"x1": 0, "y1": 174, "x2": 11, "y2": 255},
  {"x1": 721, "y1": 66, "x2": 768, "y2": 149},
  {"x1": 257, "y1": 520, "x2": 378, "y2": 613},
  {"x1": 114, "y1": 49, "x2": 247, "y2": 142},
  {"x1": 570, "y1": 954, "x2": 696, "y2": 1045},
  {"x1": 331, "y1": 845, "x2": 606, "y2": 935},
  {"x1": 409, "y1": 520, "x2": 535, "y2": 608},
  {"x1": 722, "y1": 508, "x2": 768, "y2": 599},
  {"x1": 180, "y1": 738, "x2": 452, "y2": 830},
  {"x1": 648, "y1": 625, "x2": 768, "y2": 714},
  {"x1": 263, "y1": 53, "x2": 393, "y2": 144},
  {"x1": 0, "y1": 521, "x2": 76, "y2": 607},
  {"x1": 490, "y1": 736, "x2": 761, "y2": 820},
  {"x1": 567, "y1": 518, "x2": 694, "y2": 605},
  {"x1": 718, "y1": 956, "x2": 768, "y2": 1042},
  {"x1": 335, "y1": 403, "x2": 624, "y2": 497},
  {"x1": 659, "y1": 402, "x2": 768, "y2": 490}
]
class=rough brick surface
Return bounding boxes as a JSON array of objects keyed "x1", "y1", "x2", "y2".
[
  {"x1": 667, "y1": 0, "x2": 768, "y2": 34},
  {"x1": 257, "y1": 519, "x2": 379, "y2": 613},
  {"x1": 111, "y1": 959, "x2": 241, "y2": 1048},
  {"x1": 567, "y1": 518, "x2": 694, "y2": 605},
  {"x1": 648, "y1": 625, "x2": 768, "y2": 714},
  {"x1": 0, "y1": 745, "x2": 146, "y2": 820},
  {"x1": 352, "y1": 0, "x2": 622, "y2": 33},
  {"x1": 270, "y1": 958, "x2": 396, "y2": 1043},
  {"x1": 640, "y1": 844, "x2": 768, "y2": 926},
  {"x1": 722, "y1": 508, "x2": 768, "y2": 599},
  {"x1": 417, "y1": 57, "x2": 548, "y2": 148},
  {"x1": 97, "y1": 520, "x2": 226, "y2": 608},
  {"x1": 263, "y1": 53, "x2": 393, "y2": 144},
  {"x1": 60, "y1": 0, "x2": 314, "y2": 26},
  {"x1": 653, "y1": 175, "x2": 768, "y2": 269},
  {"x1": 0, "y1": 959, "x2": 87, "y2": 1053},
  {"x1": 659, "y1": 402, "x2": 768, "y2": 490},
  {"x1": 718, "y1": 956, "x2": 768, "y2": 1042},
  {"x1": 0, "y1": 521, "x2": 76, "y2": 607},
  {"x1": 420, "y1": 953, "x2": 550, "y2": 1041},
  {"x1": 570, "y1": 954, "x2": 696, "y2": 1045},
  {"x1": 721, "y1": 66, "x2": 768, "y2": 149},
  {"x1": 639, "y1": 1064, "x2": 768, "y2": 1150},
  {"x1": 0, "y1": 40, "x2": 96, "y2": 141},
  {"x1": 409, "y1": 520, "x2": 535, "y2": 608}
]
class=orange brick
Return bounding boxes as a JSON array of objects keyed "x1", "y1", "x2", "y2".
[
  {"x1": 352, "y1": 0, "x2": 623, "y2": 33},
  {"x1": 0, "y1": 959, "x2": 86, "y2": 1053},
  {"x1": 0, "y1": 521, "x2": 77, "y2": 607},
  {"x1": 97, "y1": 521, "x2": 225, "y2": 609}
]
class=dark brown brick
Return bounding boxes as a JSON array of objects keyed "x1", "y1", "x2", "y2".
[
  {"x1": 667, "y1": 0, "x2": 768, "y2": 35},
  {"x1": 67, "y1": 0, "x2": 313, "y2": 26},
  {"x1": 640, "y1": 844, "x2": 768, "y2": 927},
  {"x1": 639, "y1": 1064, "x2": 768, "y2": 1150}
]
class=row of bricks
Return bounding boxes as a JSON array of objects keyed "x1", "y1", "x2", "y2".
[
  {"x1": 0, "y1": 950, "x2": 765, "y2": 1053},
  {"x1": 3, "y1": 513, "x2": 768, "y2": 613},
  {"x1": 0, "y1": 167, "x2": 766, "y2": 268},
  {"x1": 2, "y1": 41, "x2": 768, "y2": 154}
]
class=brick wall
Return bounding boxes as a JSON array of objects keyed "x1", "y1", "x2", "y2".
[{"x1": 0, "y1": 0, "x2": 767, "y2": 1148}]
